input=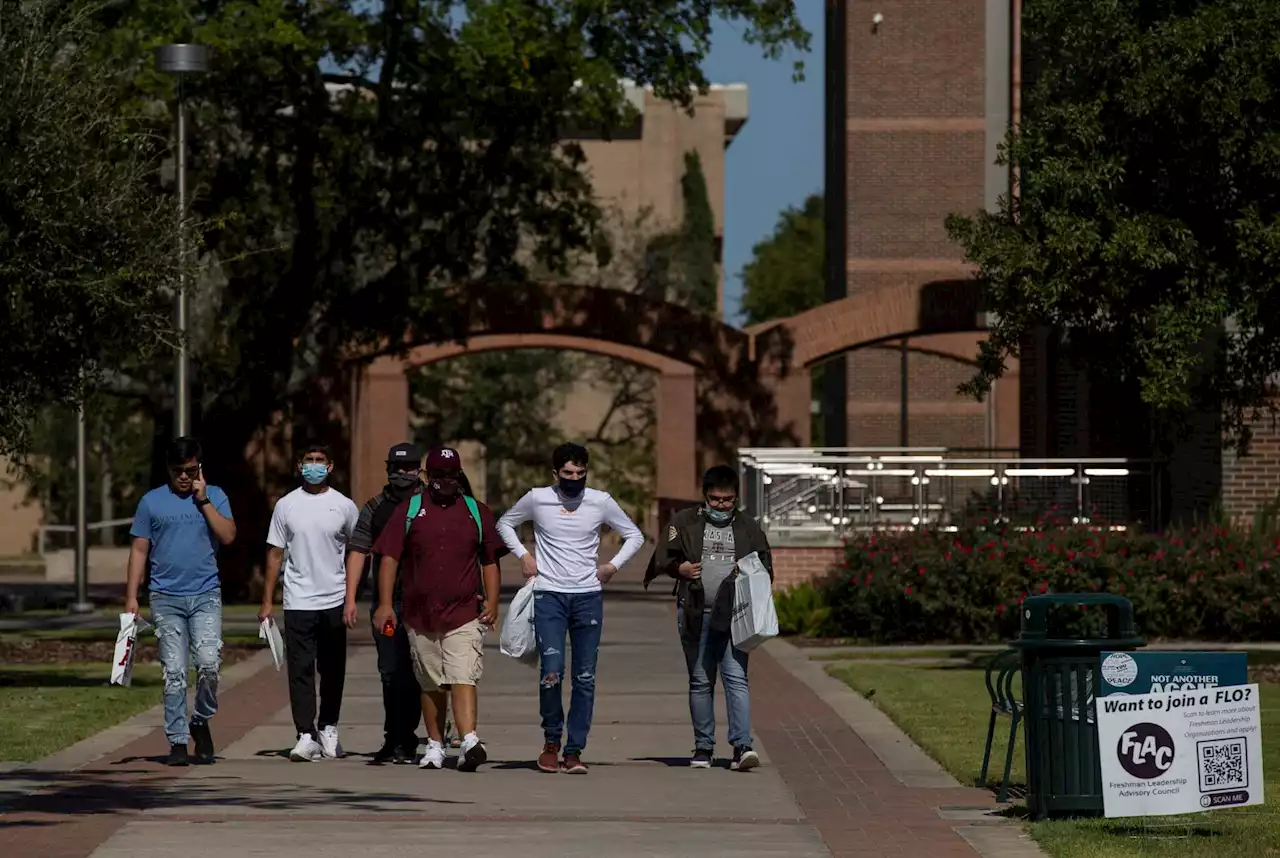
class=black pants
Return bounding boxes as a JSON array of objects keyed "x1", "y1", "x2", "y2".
[
  {"x1": 284, "y1": 606, "x2": 347, "y2": 738},
  {"x1": 371, "y1": 606, "x2": 422, "y2": 747}
]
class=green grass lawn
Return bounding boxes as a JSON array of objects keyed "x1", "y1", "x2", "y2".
[
  {"x1": 0, "y1": 663, "x2": 163, "y2": 762},
  {"x1": 830, "y1": 660, "x2": 1280, "y2": 857}
]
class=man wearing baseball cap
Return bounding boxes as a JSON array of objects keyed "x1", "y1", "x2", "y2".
[
  {"x1": 372, "y1": 446, "x2": 508, "y2": 772},
  {"x1": 343, "y1": 442, "x2": 425, "y2": 764}
]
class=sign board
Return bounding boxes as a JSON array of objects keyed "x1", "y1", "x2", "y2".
[
  {"x1": 1097, "y1": 684, "x2": 1264, "y2": 817},
  {"x1": 1100, "y1": 651, "x2": 1247, "y2": 697}
]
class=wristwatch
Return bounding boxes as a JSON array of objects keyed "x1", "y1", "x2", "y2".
[{"x1": 195, "y1": 497, "x2": 211, "y2": 508}]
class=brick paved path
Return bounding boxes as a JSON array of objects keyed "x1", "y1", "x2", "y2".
[{"x1": 0, "y1": 585, "x2": 1003, "y2": 858}]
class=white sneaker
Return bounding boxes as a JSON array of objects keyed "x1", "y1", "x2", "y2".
[
  {"x1": 319, "y1": 725, "x2": 343, "y2": 759},
  {"x1": 457, "y1": 732, "x2": 487, "y2": 773},
  {"x1": 418, "y1": 739, "x2": 445, "y2": 770},
  {"x1": 289, "y1": 733, "x2": 323, "y2": 762}
]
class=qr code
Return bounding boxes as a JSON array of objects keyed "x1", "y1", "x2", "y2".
[{"x1": 1197, "y1": 738, "x2": 1248, "y2": 792}]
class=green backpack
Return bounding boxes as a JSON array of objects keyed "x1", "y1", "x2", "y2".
[{"x1": 405, "y1": 491, "x2": 483, "y2": 540}]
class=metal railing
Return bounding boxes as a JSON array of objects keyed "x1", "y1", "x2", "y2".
[
  {"x1": 739, "y1": 448, "x2": 1163, "y2": 543},
  {"x1": 38, "y1": 517, "x2": 135, "y2": 555}
]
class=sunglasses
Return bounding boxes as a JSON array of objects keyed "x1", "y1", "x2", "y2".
[{"x1": 170, "y1": 466, "x2": 200, "y2": 478}]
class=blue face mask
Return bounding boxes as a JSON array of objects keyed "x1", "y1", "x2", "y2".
[
  {"x1": 301, "y1": 463, "x2": 329, "y2": 485},
  {"x1": 704, "y1": 505, "x2": 733, "y2": 526}
]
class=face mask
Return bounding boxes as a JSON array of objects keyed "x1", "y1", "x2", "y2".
[
  {"x1": 704, "y1": 505, "x2": 733, "y2": 526},
  {"x1": 388, "y1": 471, "x2": 419, "y2": 490},
  {"x1": 558, "y1": 476, "x2": 586, "y2": 498},
  {"x1": 301, "y1": 463, "x2": 329, "y2": 485},
  {"x1": 429, "y1": 477, "x2": 459, "y2": 500}
]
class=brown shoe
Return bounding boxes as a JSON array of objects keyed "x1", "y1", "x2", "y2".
[
  {"x1": 561, "y1": 752, "x2": 588, "y2": 774},
  {"x1": 537, "y1": 743, "x2": 561, "y2": 773}
]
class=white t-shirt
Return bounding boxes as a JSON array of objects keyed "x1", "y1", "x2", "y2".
[
  {"x1": 267, "y1": 487, "x2": 360, "y2": 611},
  {"x1": 496, "y1": 486, "x2": 644, "y2": 593}
]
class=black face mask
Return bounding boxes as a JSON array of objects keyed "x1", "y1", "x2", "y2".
[
  {"x1": 388, "y1": 471, "x2": 419, "y2": 491},
  {"x1": 429, "y1": 477, "x2": 460, "y2": 503},
  {"x1": 558, "y1": 476, "x2": 586, "y2": 498}
]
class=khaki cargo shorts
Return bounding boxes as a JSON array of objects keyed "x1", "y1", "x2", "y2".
[{"x1": 406, "y1": 618, "x2": 485, "y2": 690}]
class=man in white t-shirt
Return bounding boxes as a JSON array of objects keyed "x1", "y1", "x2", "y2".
[
  {"x1": 260, "y1": 444, "x2": 360, "y2": 762},
  {"x1": 496, "y1": 442, "x2": 644, "y2": 775}
]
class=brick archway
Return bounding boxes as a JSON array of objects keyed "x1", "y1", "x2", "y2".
[
  {"x1": 349, "y1": 283, "x2": 759, "y2": 511},
  {"x1": 749, "y1": 278, "x2": 990, "y2": 446}
]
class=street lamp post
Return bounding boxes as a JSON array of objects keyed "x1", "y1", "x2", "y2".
[
  {"x1": 155, "y1": 44, "x2": 210, "y2": 438},
  {"x1": 69, "y1": 401, "x2": 93, "y2": 614}
]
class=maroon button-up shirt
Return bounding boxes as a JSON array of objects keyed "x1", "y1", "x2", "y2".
[{"x1": 371, "y1": 494, "x2": 507, "y2": 635}]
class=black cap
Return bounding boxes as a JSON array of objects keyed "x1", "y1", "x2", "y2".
[{"x1": 386, "y1": 442, "x2": 423, "y2": 466}]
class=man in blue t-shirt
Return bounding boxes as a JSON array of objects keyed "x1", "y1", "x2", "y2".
[{"x1": 124, "y1": 437, "x2": 236, "y2": 766}]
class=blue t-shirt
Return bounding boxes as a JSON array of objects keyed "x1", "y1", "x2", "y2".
[{"x1": 130, "y1": 485, "x2": 233, "y2": 596}]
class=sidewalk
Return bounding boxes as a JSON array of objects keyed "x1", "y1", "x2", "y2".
[{"x1": 1, "y1": 588, "x2": 1016, "y2": 858}]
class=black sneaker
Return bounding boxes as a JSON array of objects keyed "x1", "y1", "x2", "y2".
[
  {"x1": 190, "y1": 720, "x2": 215, "y2": 764},
  {"x1": 372, "y1": 741, "x2": 399, "y2": 764},
  {"x1": 167, "y1": 742, "x2": 190, "y2": 767},
  {"x1": 690, "y1": 749, "x2": 713, "y2": 769},
  {"x1": 730, "y1": 747, "x2": 760, "y2": 772}
]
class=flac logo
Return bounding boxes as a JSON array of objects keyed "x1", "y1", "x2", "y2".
[{"x1": 1117, "y1": 722, "x2": 1176, "y2": 779}]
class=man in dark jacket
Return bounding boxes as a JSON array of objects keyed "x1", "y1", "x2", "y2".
[
  {"x1": 643, "y1": 465, "x2": 772, "y2": 772},
  {"x1": 343, "y1": 442, "x2": 424, "y2": 763}
]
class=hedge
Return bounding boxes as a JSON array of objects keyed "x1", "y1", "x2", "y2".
[{"x1": 807, "y1": 522, "x2": 1280, "y2": 643}]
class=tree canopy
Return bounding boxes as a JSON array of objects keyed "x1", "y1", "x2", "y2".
[
  {"x1": 63, "y1": 0, "x2": 808, "y2": 588},
  {"x1": 0, "y1": 1, "x2": 186, "y2": 458},
  {"x1": 739, "y1": 192, "x2": 823, "y2": 325},
  {"x1": 946, "y1": 0, "x2": 1280, "y2": 445}
]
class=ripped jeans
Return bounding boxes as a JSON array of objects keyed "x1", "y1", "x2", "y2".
[
  {"x1": 533, "y1": 591, "x2": 603, "y2": 755},
  {"x1": 151, "y1": 588, "x2": 222, "y2": 745}
]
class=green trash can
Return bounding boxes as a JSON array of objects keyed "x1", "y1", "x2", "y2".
[{"x1": 1012, "y1": 593, "x2": 1145, "y2": 820}]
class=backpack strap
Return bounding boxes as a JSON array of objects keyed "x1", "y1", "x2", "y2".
[
  {"x1": 462, "y1": 495, "x2": 483, "y2": 543},
  {"x1": 404, "y1": 492, "x2": 423, "y2": 533}
]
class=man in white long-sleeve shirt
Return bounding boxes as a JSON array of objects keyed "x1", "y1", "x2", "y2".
[{"x1": 496, "y1": 442, "x2": 644, "y2": 775}]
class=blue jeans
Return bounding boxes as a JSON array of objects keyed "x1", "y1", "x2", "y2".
[
  {"x1": 534, "y1": 591, "x2": 603, "y2": 755},
  {"x1": 680, "y1": 608, "x2": 752, "y2": 751},
  {"x1": 151, "y1": 588, "x2": 223, "y2": 745}
]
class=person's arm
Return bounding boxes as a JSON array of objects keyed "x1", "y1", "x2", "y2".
[
  {"x1": 196, "y1": 478, "x2": 236, "y2": 545},
  {"x1": 342, "y1": 500, "x2": 373, "y2": 627},
  {"x1": 370, "y1": 501, "x2": 409, "y2": 631},
  {"x1": 496, "y1": 490, "x2": 534, "y2": 558},
  {"x1": 478, "y1": 504, "x2": 509, "y2": 625},
  {"x1": 599, "y1": 496, "x2": 645, "y2": 579},
  {"x1": 753, "y1": 519, "x2": 774, "y2": 582},
  {"x1": 497, "y1": 490, "x2": 539, "y2": 578},
  {"x1": 260, "y1": 500, "x2": 287, "y2": 621},
  {"x1": 124, "y1": 537, "x2": 150, "y2": 615},
  {"x1": 123, "y1": 496, "x2": 152, "y2": 615}
]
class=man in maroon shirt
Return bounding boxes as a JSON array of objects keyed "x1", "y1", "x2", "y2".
[{"x1": 372, "y1": 447, "x2": 506, "y2": 772}]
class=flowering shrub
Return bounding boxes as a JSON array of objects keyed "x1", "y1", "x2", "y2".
[{"x1": 820, "y1": 523, "x2": 1280, "y2": 644}]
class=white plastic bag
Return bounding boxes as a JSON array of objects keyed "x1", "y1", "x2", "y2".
[
  {"x1": 731, "y1": 551, "x2": 779, "y2": 652},
  {"x1": 259, "y1": 618, "x2": 285, "y2": 671},
  {"x1": 110, "y1": 613, "x2": 151, "y2": 687},
  {"x1": 500, "y1": 579, "x2": 539, "y2": 665}
]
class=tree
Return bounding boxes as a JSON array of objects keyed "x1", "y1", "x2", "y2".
[
  {"x1": 740, "y1": 192, "x2": 823, "y2": 325},
  {"x1": 946, "y1": 0, "x2": 1280, "y2": 446},
  {"x1": 81, "y1": 2, "x2": 809, "y2": 590},
  {"x1": 0, "y1": 1, "x2": 186, "y2": 459},
  {"x1": 640, "y1": 150, "x2": 719, "y2": 313}
]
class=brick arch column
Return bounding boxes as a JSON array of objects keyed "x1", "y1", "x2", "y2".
[{"x1": 349, "y1": 336, "x2": 701, "y2": 512}]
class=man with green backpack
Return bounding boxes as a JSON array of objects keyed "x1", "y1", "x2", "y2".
[{"x1": 372, "y1": 446, "x2": 507, "y2": 772}]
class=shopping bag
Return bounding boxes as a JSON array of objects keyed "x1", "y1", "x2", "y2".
[
  {"x1": 731, "y1": 551, "x2": 779, "y2": 652},
  {"x1": 110, "y1": 613, "x2": 151, "y2": 687},
  {"x1": 500, "y1": 579, "x2": 539, "y2": 665},
  {"x1": 259, "y1": 618, "x2": 286, "y2": 670}
]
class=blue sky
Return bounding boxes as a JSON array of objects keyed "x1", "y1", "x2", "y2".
[{"x1": 703, "y1": 5, "x2": 824, "y2": 325}]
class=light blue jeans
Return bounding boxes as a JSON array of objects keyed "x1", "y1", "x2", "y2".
[
  {"x1": 151, "y1": 588, "x2": 223, "y2": 745},
  {"x1": 680, "y1": 611, "x2": 753, "y2": 752}
]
